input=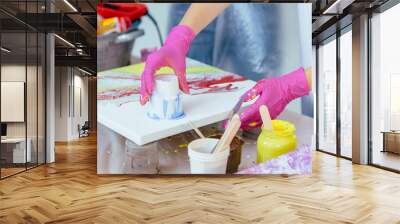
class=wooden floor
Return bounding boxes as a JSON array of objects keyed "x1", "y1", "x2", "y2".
[{"x1": 1, "y1": 134, "x2": 400, "y2": 224}]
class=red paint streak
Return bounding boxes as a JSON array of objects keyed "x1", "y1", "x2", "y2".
[
  {"x1": 98, "y1": 73, "x2": 247, "y2": 101},
  {"x1": 98, "y1": 76, "x2": 140, "y2": 80},
  {"x1": 97, "y1": 88, "x2": 139, "y2": 100},
  {"x1": 191, "y1": 84, "x2": 238, "y2": 95},
  {"x1": 188, "y1": 74, "x2": 246, "y2": 90}
]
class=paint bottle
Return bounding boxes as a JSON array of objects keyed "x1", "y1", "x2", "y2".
[
  {"x1": 256, "y1": 120, "x2": 297, "y2": 163},
  {"x1": 147, "y1": 75, "x2": 185, "y2": 120}
]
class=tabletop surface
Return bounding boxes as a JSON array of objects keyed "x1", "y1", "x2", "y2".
[{"x1": 97, "y1": 110, "x2": 314, "y2": 174}]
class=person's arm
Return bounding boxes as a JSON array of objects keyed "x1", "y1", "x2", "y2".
[
  {"x1": 140, "y1": 3, "x2": 230, "y2": 105},
  {"x1": 179, "y1": 3, "x2": 231, "y2": 34}
]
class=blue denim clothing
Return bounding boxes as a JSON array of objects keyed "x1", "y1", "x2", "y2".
[{"x1": 167, "y1": 3, "x2": 313, "y2": 117}]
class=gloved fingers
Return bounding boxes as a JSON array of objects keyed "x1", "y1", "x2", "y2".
[
  {"x1": 241, "y1": 117, "x2": 262, "y2": 130},
  {"x1": 145, "y1": 50, "x2": 168, "y2": 76},
  {"x1": 140, "y1": 52, "x2": 165, "y2": 105},
  {"x1": 140, "y1": 75, "x2": 150, "y2": 105},
  {"x1": 241, "y1": 80, "x2": 266, "y2": 102},
  {"x1": 239, "y1": 99, "x2": 262, "y2": 129},
  {"x1": 170, "y1": 59, "x2": 190, "y2": 94},
  {"x1": 177, "y1": 73, "x2": 190, "y2": 94},
  {"x1": 140, "y1": 68, "x2": 154, "y2": 105}
]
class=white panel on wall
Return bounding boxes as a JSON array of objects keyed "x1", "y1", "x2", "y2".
[
  {"x1": 390, "y1": 74, "x2": 400, "y2": 130},
  {"x1": 1, "y1": 82, "x2": 25, "y2": 122}
]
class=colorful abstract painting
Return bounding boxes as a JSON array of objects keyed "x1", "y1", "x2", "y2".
[{"x1": 98, "y1": 59, "x2": 247, "y2": 106}]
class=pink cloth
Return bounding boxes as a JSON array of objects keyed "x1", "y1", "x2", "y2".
[
  {"x1": 140, "y1": 25, "x2": 195, "y2": 105},
  {"x1": 239, "y1": 67, "x2": 310, "y2": 130}
]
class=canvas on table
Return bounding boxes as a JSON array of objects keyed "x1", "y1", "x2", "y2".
[{"x1": 97, "y1": 59, "x2": 256, "y2": 145}]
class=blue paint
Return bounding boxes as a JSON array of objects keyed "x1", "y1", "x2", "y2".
[
  {"x1": 162, "y1": 99, "x2": 168, "y2": 118},
  {"x1": 147, "y1": 93, "x2": 184, "y2": 120},
  {"x1": 147, "y1": 112, "x2": 160, "y2": 120}
]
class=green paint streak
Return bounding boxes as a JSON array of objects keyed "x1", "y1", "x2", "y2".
[{"x1": 101, "y1": 63, "x2": 222, "y2": 77}]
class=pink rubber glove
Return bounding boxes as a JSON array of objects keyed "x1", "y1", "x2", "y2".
[
  {"x1": 239, "y1": 67, "x2": 310, "y2": 130},
  {"x1": 140, "y1": 25, "x2": 195, "y2": 105}
]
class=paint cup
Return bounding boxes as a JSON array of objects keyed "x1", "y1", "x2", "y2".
[
  {"x1": 147, "y1": 75, "x2": 185, "y2": 120},
  {"x1": 124, "y1": 140, "x2": 159, "y2": 174},
  {"x1": 188, "y1": 138, "x2": 230, "y2": 174}
]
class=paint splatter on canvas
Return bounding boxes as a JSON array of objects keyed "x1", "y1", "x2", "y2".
[{"x1": 98, "y1": 59, "x2": 248, "y2": 106}]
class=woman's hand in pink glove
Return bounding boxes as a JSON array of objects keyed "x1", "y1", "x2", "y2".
[
  {"x1": 239, "y1": 67, "x2": 310, "y2": 130},
  {"x1": 140, "y1": 25, "x2": 195, "y2": 105}
]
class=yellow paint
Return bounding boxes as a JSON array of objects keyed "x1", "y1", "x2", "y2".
[
  {"x1": 111, "y1": 63, "x2": 222, "y2": 76},
  {"x1": 256, "y1": 120, "x2": 297, "y2": 163},
  {"x1": 249, "y1": 122, "x2": 258, "y2": 127},
  {"x1": 179, "y1": 144, "x2": 188, "y2": 148}
]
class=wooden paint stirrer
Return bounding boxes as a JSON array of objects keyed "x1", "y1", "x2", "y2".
[
  {"x1": 187, "y1": 120, "x2": 205, "y2": 139},
  {"x1": 259, "y1": 105, "x2": 273, "y2": 131},
  {"x1": 213, "y1": 114, "x2": 241, "y2": 153}
]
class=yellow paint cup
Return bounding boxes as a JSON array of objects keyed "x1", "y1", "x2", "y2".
[{"x1": 256, "y1": 120, "x2": 297, "y2": 163}]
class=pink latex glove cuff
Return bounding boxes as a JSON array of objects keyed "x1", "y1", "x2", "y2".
[
  {"x1": 140, "y1": 25, "x2": 195, "y2": 105},
  {"x1": 239, "y1": 67, "x2": 310, "y2": 130}
]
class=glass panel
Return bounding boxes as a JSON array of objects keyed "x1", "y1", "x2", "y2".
[
  {"x1": 371, "y1": 4, "x2": 400, "y2": 171},
  {"x1": 340, "y1": 30, "x2": 352, "y2": 158},
  {"x1": 27, "y1": 31, "x2": 38, "y2": 169},
  {"x1": 38, "y1": 32, "x2": 45, "y2": 165},
  {"x1": 26, "y1": 0, "x2": 39, "y2": 169},
  {"x1": 1, "y1": 31, "x2": 27, "y2": 177},
  {"x1": 318, "y1": 37, "x2": 337, "y2": 154},
  {"x1": 0, "y1": 0, "x2": 46, "y2": 178}
]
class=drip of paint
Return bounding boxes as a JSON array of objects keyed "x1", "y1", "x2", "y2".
[{"x1": 249, "y1": 121, "x2": 258, "y2": 127}]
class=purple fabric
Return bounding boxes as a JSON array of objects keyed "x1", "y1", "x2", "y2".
[{"x1": 236, "y1": 144, "x2": 312, "y2": 175}]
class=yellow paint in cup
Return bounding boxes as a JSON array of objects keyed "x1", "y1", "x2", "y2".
[{"x1": 256, "y1": 120, "x2": 297, "y2": 163}]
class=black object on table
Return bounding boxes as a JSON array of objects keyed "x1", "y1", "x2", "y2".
[{"x1": 79, "y1": 121, "x2": 90, "y2": 138}]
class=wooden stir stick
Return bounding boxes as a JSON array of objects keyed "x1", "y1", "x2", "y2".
[
  {"x1": 187, "y1": 120, "x2": 205, "y2": 139},
  {"x1": 259, "y1": 105, "x2": 273, "y2": 130},
  {"x1": 213, "y1": 114, "x2": 241, "y2": 153}
]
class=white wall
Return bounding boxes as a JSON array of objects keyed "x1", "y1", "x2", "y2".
[
  {"x1": 131, "y1": 3, "x2": 172, "y2": 57},
  {"x1": 55, "y1": 67, "x2": 68, "y2": 141},
  {"x1": 54, "y1": 67, "x2": 89, "y2": 141},
  {"x1": 1, "y1": 65, "x2": 34, "y2": 138}
]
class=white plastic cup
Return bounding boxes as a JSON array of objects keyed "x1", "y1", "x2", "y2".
[
  {"x1": 147, "y1": 75, "x2": 184, "y2": 120},
  {"x1": 188, "y1": 138, "x2": 230, "y2": 174}
]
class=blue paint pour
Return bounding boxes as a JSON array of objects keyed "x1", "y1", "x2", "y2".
[{"x1": 147, "y1": 93, "x2": 184, "y2": 120}]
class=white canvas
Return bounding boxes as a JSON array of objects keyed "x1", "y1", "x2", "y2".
[{"x1": 98, "y1": 59, "x2": 256, "y2": 145}]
